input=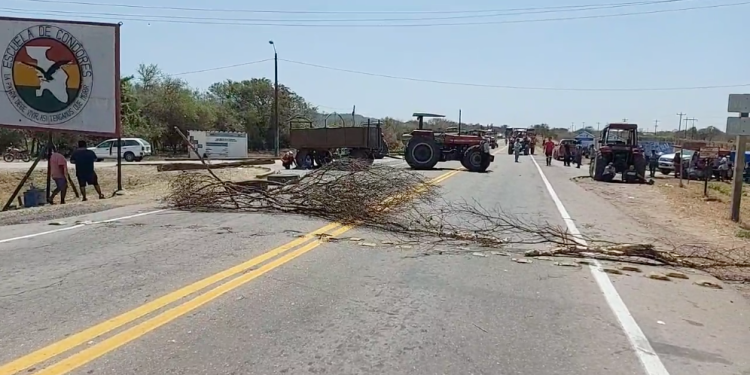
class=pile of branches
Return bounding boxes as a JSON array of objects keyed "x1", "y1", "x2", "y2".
[
  {"x1": 166, "y1": 161, "x2": 749, "y2": 279},
  {"x1": 167, "y1": 160, "x2": 438, "y2": 225}
]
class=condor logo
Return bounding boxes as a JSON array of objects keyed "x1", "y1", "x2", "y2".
[{"x1": 2, "y1": 24, "x2": 93, "y2": 125}]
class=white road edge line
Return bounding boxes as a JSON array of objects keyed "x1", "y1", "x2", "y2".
[
  {"x1": 529, "y1": 155, "x2": 670, "y2": 375},
  {"x1": 0, "y1": 209, "x2": 166, "y2": 244}
]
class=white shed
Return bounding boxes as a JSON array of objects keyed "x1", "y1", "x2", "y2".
[{"x1": 188, "y1": 130, "x2": 248, "y2": 159}]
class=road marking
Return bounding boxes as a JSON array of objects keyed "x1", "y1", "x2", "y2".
[
  {"x1": 1, "y1": 169, "x2": 462, "y2": 375},
  {"x1": 33, "y1": 224, "x2": 356, "y2": 375},
  {"x1": 0, "y1": 221, "x2": 342, "y2": 375},
  {"x1": 0, "y1": 209, "x2": 167, "y2": 245},
  {"x1": 529, "y1": 155, "x2": 670, "y2": 375},
  {"x1": 28, "y1": 169, "x2": 465, "y2": 375}
]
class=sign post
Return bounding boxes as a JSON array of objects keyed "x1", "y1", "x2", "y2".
[{"x1": 726, "y1": 94, "x2": 750, "y2": 222}]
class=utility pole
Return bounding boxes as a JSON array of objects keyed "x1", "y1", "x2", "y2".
[
  {"x1": 676, "y1": 112, "x2": 685, "y2": 141},
  {"x1": 727, "y1": 94, "x2": 750, "y2": 222},
  {"x1": 685, "y1": 117, "x2": 696, "y2": 139},
  {"x1": 622, "y1": 118, "x2": 628, "y2": 123},
  {"x1": 570, "y1": 122, "x2": 574, "y2": 132},
  {"x1": 269, "y1": 41, "x2": 279, "y2": 157},
  {"x1": 654, "y1": 119, "x2": 659, "y2": 134}
]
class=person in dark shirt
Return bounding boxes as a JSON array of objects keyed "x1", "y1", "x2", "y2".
[
  {"x1": 70, "y1": 140, "x2": 105, "y2": 201},
  {"x1": 647, "y1": 150, "x2": 659, "y2": 177}
]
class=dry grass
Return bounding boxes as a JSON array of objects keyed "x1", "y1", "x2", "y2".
[
  {"x1": 0, "y1": 164, "x2": 270, "y2": 208},
  {"x1": 655, "y1": 177, "x2": 750, "y2": 235}
]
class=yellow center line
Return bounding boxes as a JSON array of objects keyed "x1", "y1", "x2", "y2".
[{"x1": 0, "y1": 167, "x2": 462, "y2": 375}]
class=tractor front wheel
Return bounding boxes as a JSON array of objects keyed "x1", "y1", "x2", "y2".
[
  {"x1": 463, "y1": 145, "x2": 490, "y2": 173},
  {"x1": 405, "y1": 138, "x2": 440, "y2": 170}
]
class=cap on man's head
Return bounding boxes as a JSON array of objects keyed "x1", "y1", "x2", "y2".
[{"x1": 77, "y1": 140, "x2": 87, "y2": 148}]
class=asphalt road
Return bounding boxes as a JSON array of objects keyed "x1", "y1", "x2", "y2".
[{"x1": 0, "y1": 149, "x2": 748, "y2": 375}]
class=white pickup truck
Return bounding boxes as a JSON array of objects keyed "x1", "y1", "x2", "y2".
[{"x1": 657, "y1": 150, "x2": 694, "y2": 175}]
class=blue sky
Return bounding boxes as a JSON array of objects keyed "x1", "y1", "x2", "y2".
[{"x1": 4, "y1": 0, "x2": 749, "y2": 129}]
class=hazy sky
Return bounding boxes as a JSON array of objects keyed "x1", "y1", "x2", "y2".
[{"x1": 4, "y1": 0, "x2": 749, "y2": 129}]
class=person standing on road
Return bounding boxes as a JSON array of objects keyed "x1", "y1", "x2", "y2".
[
  {"x1": 673, "y1": 151, "x2": 682, "y2": 178},
  {"x1": 480, "y1": 138, "x2": 491, "y2": 166},
  {"x1": 543, "y1": 138, "x2": 555, "y2": 166},
  {"x1": 47, "y1": 146, "x2": 68, "y2": 205},
  {"x1": 70, "y1": 140, "x2": 105, "y2": 201},
  {"x1": 513, "y1": 139, "x2": 522, "y2": 163},
  {"x1": 574, "y1": 146, "x2": 582, "y2": 168},
  {"x1": 562, "y1": 143, "x2": 571, "y2": 167}
]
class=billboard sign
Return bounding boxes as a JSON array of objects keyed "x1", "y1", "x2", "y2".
[{"x1": 0, "y1": 17, "x2": 119, "y2": 135}]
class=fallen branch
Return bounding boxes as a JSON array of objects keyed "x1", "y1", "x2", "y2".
[{"x1": 165, "y1": 162, "x2": 750, "y2": 280}]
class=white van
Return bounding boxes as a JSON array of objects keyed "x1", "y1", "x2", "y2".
[{"x1": 89, "y1": 138, "x2": 152, "y2": 162}]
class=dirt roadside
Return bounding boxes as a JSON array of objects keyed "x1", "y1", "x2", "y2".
[
  {"x1": 0, "y1": 165, "x2": 269, "y2": 225},
  {"x1": 572, "y1": 170, "x2": 750, "y2": 292}
]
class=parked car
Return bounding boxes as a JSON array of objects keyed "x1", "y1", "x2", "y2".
[
  {"x1": 657, "y1": 150, "x2": 694, "y2": 175},
  {"x1": 89, "y1": 138, "x2": 152, "y2": 162}
]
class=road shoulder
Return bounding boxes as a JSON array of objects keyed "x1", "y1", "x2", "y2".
[{"x1": 532, "y1": 154, "x2": 750, "y2": 375}]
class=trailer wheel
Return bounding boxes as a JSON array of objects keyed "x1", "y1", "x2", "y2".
[
  {"x1": 405, "y1": 138, "x2": 440, "y2": 170},
  {"x1": 313, "y1": 150, "x2": 333, "y2": 167},
  {"x1": 295, "y1": 149, "x2": 311, "y2": 169},
  {"x1": 463, "y1": 145, "x2": 490, "y2": 173},
  {"x1": 374, "y1": 141, "x2": 389, "y2": 159}
]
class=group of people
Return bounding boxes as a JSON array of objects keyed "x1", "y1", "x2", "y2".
[
  {"x1": 540, "y1": 138, "x2": 583, "y2": 168},
  {"x1": 47, "y1": 140, "x2": 106, "y2": 205},
  {"x1": 670, "y1": 150, "x2": 732, "y2": 181}
]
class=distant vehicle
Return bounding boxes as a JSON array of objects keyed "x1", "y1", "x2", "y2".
[
  {"x1": 404, "y1": 113, "x2": 494, "y2": 172},
  {"x1": 589, "y1": 123, "x2": 647, "y2": 181},
  {"x1": 89, "y1": 138, "x2": 152, "y2": 162},
  {"x1": 552, "y1": 139, "x2": 578, "y2": 161},
  {"x1": 657, "y1": 150, "x2": 694, "y2": 175}
]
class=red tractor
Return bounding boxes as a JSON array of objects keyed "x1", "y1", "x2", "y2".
[
  {"x1": 589, "y1": 123, "x2": 647, "y2": 181},
  {"x1": 404, "y1": 113, "x2": 494, "y2": 172}
]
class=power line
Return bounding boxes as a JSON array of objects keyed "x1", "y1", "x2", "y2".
[
  {"x1": 170, "y1": 58, "x2": 272, "y2": 76},
  {"x1": 279, "y1": 58, "x2": 750, "y2": 92},
  {"x1": 2, "y1": 1, "x2": 746, "y2": 27},
  {"x1": 7, "y1": 0, "x2": 699, "y2": 14},
  {"x1": 0, "y1": 0, "x2": 695, "y2": 23}
]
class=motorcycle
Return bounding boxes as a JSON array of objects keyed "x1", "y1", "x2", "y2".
[{"x1": 3, "y1": 147, "x2": 31, "y2": 162}]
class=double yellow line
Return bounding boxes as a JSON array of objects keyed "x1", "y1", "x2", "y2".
[{"x1": 0, "y1": 169, "x2": 462, "y2": 375}]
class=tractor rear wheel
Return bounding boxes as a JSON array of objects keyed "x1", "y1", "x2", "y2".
[
  {"x1": 405, "y1": 138, "x2": 440, "y2": 170},
  {"x1": 590, "y1": 155, "x2": 607, "y2": 181},
  {"x1": 633, "y1": 153, "x2": 647, "y2": 178},
  {"x1": 463, "y1": 145, "x2": 490, "y2": 173}
]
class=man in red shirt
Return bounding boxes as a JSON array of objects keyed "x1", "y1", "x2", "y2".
[
  {"x1": 48, "y1": 146, "x2": 68, "y2": 204},
  {"x1": 543, "y1": 138, "x2": 556, "y2": 166}
]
